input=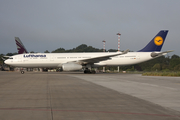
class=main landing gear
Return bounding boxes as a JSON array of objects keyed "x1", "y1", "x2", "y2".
[{"x1": 84, "y1": 68, "x2": 96, "y2": 74}]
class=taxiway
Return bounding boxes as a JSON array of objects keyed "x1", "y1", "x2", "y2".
[{"x1": 0, "y1": 71, "x2": 179, "y2": 120}]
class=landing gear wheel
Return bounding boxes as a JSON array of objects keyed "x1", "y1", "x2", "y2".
[
  {"x1": 84, "y1": 69, "x2": 91, "y2": 74},
  {"x1": 21, "y1": 71, "x2": 24, "y2": 74},
  {"x1": 84, "y1": 69, "x2": 96, "y2": 74}
]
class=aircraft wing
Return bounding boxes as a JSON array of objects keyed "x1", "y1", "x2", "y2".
[
  {"x1": 3, "y1": 56, "x2": 11, "y2": 58},
  {"x1": 1, "y1": 56, "x2": 11, "y2": 61},
  {"x1": 76, "y1": 49, "x2": 129, "y2": 65}
]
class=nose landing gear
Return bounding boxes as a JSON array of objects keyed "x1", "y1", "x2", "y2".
[{"x1": 20, "y1": 68, "x2": 24, "y2": 74}]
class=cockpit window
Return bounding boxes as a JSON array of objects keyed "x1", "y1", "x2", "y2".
[{"x1": 9, "y1": 57, "x2": 13, "y2": 59}]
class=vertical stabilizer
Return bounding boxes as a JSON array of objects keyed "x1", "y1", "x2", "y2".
[
  {"x1": 138, "y1": 30, "x2": 168, "y2": 52},
  {"x1": 15, "y1": 37, "x2": 28, "y2": 54}
]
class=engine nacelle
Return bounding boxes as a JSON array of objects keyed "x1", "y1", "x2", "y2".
[{"x1": 62, "y1": 63, "x2": 82, "y2": 71}]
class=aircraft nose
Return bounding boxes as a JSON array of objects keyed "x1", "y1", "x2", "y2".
[
  {"x1": 4, "y1": 60, "x2": 7, "y2": 64},
  {"x1": 4, "y1": 60, "x2": 8, "y2": 64}
]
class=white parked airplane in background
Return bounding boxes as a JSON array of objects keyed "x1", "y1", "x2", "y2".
[
  {"x1": 4, "y1": 30, "x2": 173, "y2": 74},
  {"x1": 1, "y1": 37, "x2": 28, "y2": 60},
  {"x1": 15, "y1": 37, "x2": 28, "y2": 54}
]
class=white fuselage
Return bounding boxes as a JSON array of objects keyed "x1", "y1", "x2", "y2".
[{"x1": 4, "y1": 52, "x2": 156, "y2": 68}]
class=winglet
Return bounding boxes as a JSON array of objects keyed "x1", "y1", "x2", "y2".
[{"x1": 121, "y1": 49, "x2": 129, "y2": 55}]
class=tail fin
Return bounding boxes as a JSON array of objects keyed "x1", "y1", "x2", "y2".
[
  {"x1": 15, "y1": 37, "x2": 28, "y2": 54},
  {"x1": 138, "y1": 30, "x2": 168, "y2": 52}
]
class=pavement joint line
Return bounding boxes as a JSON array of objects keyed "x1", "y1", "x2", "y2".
[
  {"x1": 124, "y1": 80, "x2": 178, "y2": 90},
  {"x1": 47, "y1": 75, "x2": 54, "y2": 120},
  {"x1": 0, "y1": 108, "x2": 179, "y2": 118}
]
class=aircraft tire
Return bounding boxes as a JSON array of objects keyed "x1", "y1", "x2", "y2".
[{"x1": 84, "y1": 69, "x2": 91, "y2": 74}]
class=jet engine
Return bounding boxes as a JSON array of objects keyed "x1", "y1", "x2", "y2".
[{"x1": 62, "y1": 63, "x2": 82, "y2": 71}]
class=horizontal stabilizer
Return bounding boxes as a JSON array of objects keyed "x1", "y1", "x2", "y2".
[{"x1": 151, "y1": 50, "x2": 174, "y2": 57}]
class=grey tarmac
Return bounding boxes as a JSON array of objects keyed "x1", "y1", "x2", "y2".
[{"x1": 0, "y1": 71, "x2": 180, "y2": 120}]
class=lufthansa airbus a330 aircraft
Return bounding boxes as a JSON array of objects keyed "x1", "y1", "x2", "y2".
[{"x1": 4, "y1": 30, "x2": 173, "y2": 74}]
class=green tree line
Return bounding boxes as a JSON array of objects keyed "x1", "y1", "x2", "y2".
[{"x1": 1, "y1": 44, "x2": 180, "y2": 71}]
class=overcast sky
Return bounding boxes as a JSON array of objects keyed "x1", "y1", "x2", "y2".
[{"x1": 0, "y1": 0, "x2": 180, "y2": 56}]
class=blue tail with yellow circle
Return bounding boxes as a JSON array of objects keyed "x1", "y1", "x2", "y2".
[{"x1": 138, "y1": 30, "x2": 168, "y2": 52}]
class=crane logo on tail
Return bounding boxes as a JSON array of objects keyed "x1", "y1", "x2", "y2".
[{"x1": 154, "y1": 36, "x2": 163, "y2": 46}]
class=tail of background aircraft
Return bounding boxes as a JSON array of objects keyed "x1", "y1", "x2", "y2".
[
  {"x1": 138, "y1": 30, "x2": 168, "y2": 52},
  {"x1": 15, "y1": 37, "x2": 28, "y2": 54}
]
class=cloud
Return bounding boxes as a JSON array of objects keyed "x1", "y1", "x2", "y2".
[{"x1": 0, "y1": 0, "x2": 180, "y2": 56}]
